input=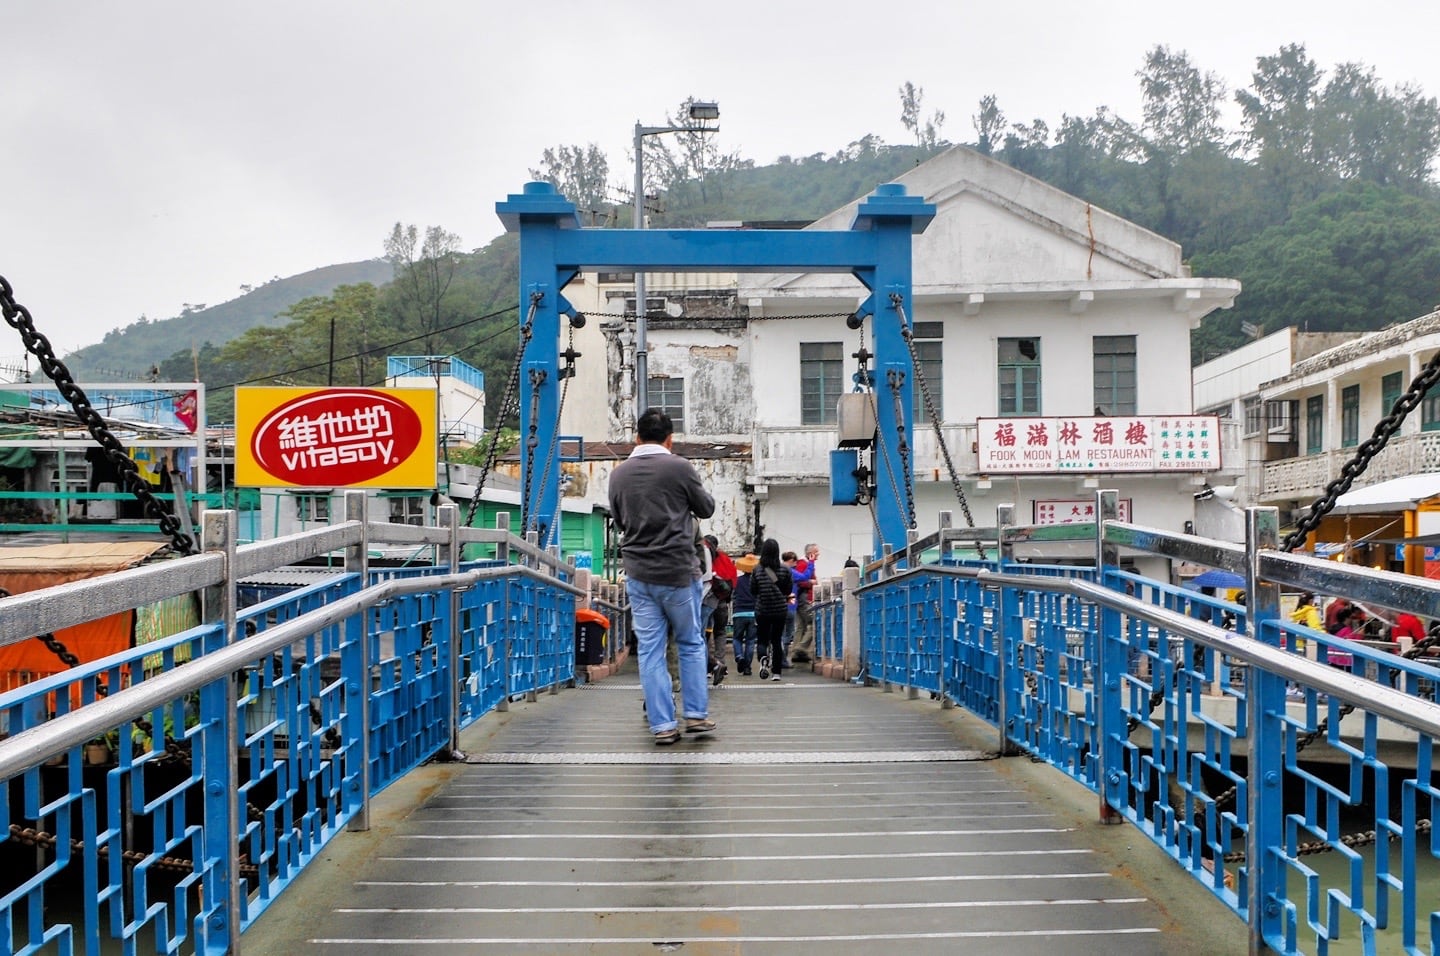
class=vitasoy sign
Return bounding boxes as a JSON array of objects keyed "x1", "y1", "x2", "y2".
[{"x1": 236, "y1": 387, "x2": 438, "y2": 488}]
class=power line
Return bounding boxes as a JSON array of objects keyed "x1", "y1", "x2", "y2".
[{"x1": 207, "y1": 304, "x2": 519, "y2": 396}]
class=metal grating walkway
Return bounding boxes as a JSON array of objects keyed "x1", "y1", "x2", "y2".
[{"x1": 244, "y1": 668, "x2": 1244, "y2": 955}]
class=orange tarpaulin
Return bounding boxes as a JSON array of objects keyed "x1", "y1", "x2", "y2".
[{"x1": 0, "y1": 542, "x2": 165, "y2": 692}]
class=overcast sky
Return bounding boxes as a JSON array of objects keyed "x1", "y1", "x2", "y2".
[{"x1": 3, "y1": 0, "x2": 1436, "y2": 371}]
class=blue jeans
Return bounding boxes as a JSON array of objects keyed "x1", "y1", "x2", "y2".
[
  {"x1": 628, "y1": 578, "x2": 709, "y2": 733},
  {"x1": 731, "y1": 614, "x2": 756, "y2": 669}
]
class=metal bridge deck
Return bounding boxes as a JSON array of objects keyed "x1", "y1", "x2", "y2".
[{"x1": 243, "y1": 668, "x2": 1244, "y2": 955}]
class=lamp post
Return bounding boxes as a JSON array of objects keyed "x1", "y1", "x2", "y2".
[{"x1": 632, "y1": 100, "x2": 719, "y2": 418}]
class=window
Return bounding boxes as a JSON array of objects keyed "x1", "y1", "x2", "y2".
[
  {"x1": 997, "y1": 337, "x2": 1041, "y2": 416},
  {"x1": 648, "y1": 376, "x2": 684, "y2": 433},
  {"x1": 1306, "y1": 395, "x2": 1324, "y2": 455},
  {"x1": 1243, "y1": 397, "x2": 1263, "y2": 436},
  {"x1": 910, "y1": 321, "x2": 943, "y2": 424},
  {"x1": 1092, "y1": 335, "x2": 1136, "y2": 415},
  {"x1": 1341, "y1": 384, "x2": 1360, "y2": 447},
  {"x1": 293, "y1": 493, "x2": 330, "y2": 522},
  {"x1": 1382, "y1": 371, "x2": 1403, "y2": 415},
  {"x1": 388, "y1": 495, "x2": 425, "y2": 526},
  {"x1": 1425, "y1": 389, "x2": 1440, "y2": 432},
  {"x1": 800, "y1": 342, "x2": 844, "y2": 425}
]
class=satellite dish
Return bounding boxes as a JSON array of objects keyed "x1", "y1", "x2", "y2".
[{"x1": 664, "y1": 301, "x2": 684, "y2": 318}]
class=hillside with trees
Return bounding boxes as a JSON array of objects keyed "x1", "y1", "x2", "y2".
[{"x1": 55, "y1": 42, "x2": 1440, "y2": 427}]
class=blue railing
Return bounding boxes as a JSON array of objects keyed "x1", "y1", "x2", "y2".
[
  {"x1": 0, "y1": 493, "x2": 580, "y2": 955},
  {"x1": 9, "y1": 487, "x2": 1440, "y2": 955},
  {"x1": 854, "y1": 497, "x2": 1440, "y2": 955}
]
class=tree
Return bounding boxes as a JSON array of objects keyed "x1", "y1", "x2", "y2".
[
  {"x1": 1191, "y1": 184, "x2": 1440, "y2": 355},
  {"x1": 1315, "y1": 64, "x2": 1440, "y2": 190},
  {"x1": 1236, "y1": 44, "x2": 1326, "y2": 209},
  {"x1": 899, "y1": 81, "x2": 946, "y2": 150},
  {"x1": 529, "y1": 143, "x2": 613, "y2": 219},
  {"x1": 384, "y1": 223, "x2": 463, "y2": 355},
  {"x1": 972, "y1": 95, "x2": 1006, "y2": 156},
  {"x1": 1138, "y1": 45, "x2": 1228, "y2": 155},
  {"x1": 642, "y1": 97, "x2": 745, "y2": 212}
]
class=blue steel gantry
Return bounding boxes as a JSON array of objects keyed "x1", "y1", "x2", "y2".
[{"x1": 495, "y1": 180, "x2": 934, "y2": 558}]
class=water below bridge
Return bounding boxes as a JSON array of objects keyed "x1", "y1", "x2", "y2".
[{"x1": 242, "y1": 663, "x2": 1245, "y2": 955}]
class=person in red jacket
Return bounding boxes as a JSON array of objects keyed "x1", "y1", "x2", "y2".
[
  {"x1": 1392, "y1": 611, "x2": 1426, "y2": 643},
  {"x1": 701, "y1": 535, "x2": 738, "y2": 684}
]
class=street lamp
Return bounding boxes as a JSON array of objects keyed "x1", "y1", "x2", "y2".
[{"x1": 632, "y1": 100, "x2": 719, "y2": 418}]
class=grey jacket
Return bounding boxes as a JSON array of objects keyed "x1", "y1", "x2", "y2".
[{"x1": 608, "y1": 448, "x2": 715, "y2": 587}]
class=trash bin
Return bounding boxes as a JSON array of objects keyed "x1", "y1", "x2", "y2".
[{"x1": 575, "y1": 608, "x2": 610, "y2": 665}]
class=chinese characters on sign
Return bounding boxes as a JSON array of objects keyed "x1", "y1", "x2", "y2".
[
  {"x1": 274, "y1": 403, "x2": 397, "y2": 472},
  {"x1": 1034, "y1": 498, "x2": 1132, "y2": 526},
  {"x1": 977, "y1": 416, "x2": 1219, "y2": 473},
  {"x1": 236, "y1": 387, "x2": 438, "y2": 488}
]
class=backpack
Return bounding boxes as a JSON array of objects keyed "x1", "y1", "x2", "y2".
[{"x1": 709, "y1": 575, "x2": 733, "y2": 601}]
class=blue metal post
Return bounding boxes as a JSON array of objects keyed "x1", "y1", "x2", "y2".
[
  {"x1": 853, "y1": 183, "x2": 931, "y2": 556},
  {"x1": 495, "y1": 183, "x2": 579, "y2": 551},
  {"x1": 199, "y1": 509, "x2": 238, "y2": 954},
  {"x1": 1243, "y1": 505, "x2": 1284, "y2": 953},
  {"x1": 1095, "y1": 489, "x2": 1124, "y2": 824}
]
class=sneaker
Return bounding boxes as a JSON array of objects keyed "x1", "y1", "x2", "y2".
[
  {"x1": 712, "y1": 664, "x2": 727, "y2": 687},
  {"x1": 684, "y1": 718, "x2": 716, "y2": 735},
  {"x1": 654, "y1": 728, "x2": 680, "y2": 745},
  {"x1": 770, "y1": 674, "x2": 782, "y2": 682}
]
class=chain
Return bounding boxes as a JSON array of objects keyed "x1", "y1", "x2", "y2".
[
  {"x1": 890, "y1": 295, "x2": 984, "y2": 558},
  {"x1": 1282, "y1": 350, "x2": 1440, "y2": 553},
  {"x1": 520, "y1": 368, "x2": 545, "y2": 535},
  {"x1": 886, "y1": 369, "x2": 916, "y2": 529},
  {"x1": 466, "y1": 291, "x2": 541, "y2": 527},
  {"x1": 0, "y1": 584, "x2": 91, "y2": 678},
  {"x1": 9, "y1": 822, "x2": 260, "y2": 879},
  {"x1": 1222, "y1": 817, "x2": 1433, "y2": 864},
  {"x1": 0, "y1": 274, "x2": 197, "y2": 555}
]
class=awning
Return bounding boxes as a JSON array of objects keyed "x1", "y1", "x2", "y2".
[
  {"x1": 1326, "y1": 474, "x2": 1440, "y2": 514},
  {"x1": 1372, "y1": 533, "x2": 1440, "y2": 548}
]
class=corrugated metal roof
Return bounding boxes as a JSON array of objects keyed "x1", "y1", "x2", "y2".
[
  {"x1": 0, "y1": 541, "x2": 166, "y2": 572},
  {"x1": 238, "y1": 567, "x2": 347, "y2": 587}
]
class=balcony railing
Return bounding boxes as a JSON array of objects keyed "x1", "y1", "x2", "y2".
[
  {"x1": 1260, "y1": 431, "x2": 1440, "y2": 499},
  {"x1": 752, "y1": 423, "x2": 980, "y2": 480}
]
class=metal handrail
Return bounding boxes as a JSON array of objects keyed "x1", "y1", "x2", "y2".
[
  {"x1": 855, "y1": 560, "x2": 1440, "y2": 739},
  {"x1": 0, "y1": 562, "x2": 585, "y2": 782}
]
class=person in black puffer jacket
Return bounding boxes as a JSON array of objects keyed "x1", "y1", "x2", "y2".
[{"x1": 751, "y1": 538, "x2": 794, "y2": 681}]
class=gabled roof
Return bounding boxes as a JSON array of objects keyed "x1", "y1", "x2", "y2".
[{"x1": 739, "y1": 145, "x2": 1238, "y2": 314}]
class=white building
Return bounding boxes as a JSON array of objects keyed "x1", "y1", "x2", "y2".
[
  {"x1": 557, "y1": 146, "x2": 1239, "y2": 578},
  {"x1": 1190, "y1": 328, "x2": 1360, "y2": 538}
]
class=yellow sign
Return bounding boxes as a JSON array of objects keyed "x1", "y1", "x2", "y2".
[{"x1": 235, "y1": 387, "x2": 438, "y2": 489}]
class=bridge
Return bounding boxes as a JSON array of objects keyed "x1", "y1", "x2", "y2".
[{"x1": 1, "y1": 493, "x2": 1437, "y2": 955}]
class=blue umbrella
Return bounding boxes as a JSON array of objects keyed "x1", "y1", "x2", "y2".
[{"x1": 1190, "y1": 569, "x2": 1245, "y2": 589}]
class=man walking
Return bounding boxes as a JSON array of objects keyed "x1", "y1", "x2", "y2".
[
  {"x1": 608, "y1": 408, "x2": 717, "y2": 744},
  {"x1": 790, "y1": 543, "x2": 819, "y2": 664}
]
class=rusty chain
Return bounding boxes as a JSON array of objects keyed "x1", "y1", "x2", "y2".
[
  {"x1": 465, "y1": 291, "x2": 541, "y2": 527},
  {"x1": 885, "y1": 369, "x2": 916, "y2": 530},
  {"x1": 0, "y1": 275, "x2": 198, "y2": 555},
  {"x1": 9, "y1": 822, "x2": 260, "y2": 879},
  {"x1": 1222, "y1": 817, "x2": 1432, "y2": 865}
]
